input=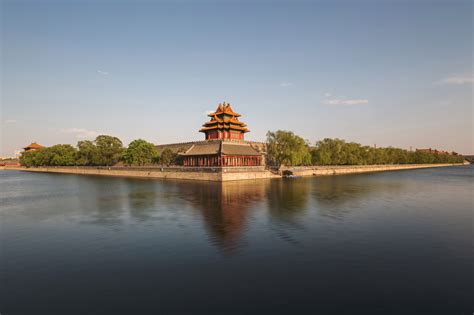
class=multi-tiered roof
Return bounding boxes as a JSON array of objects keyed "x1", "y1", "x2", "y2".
[
  {"x1": 200, "y1": 102, "x2": 249, "y2": 139},
  {"x1": 23, "y1": 142, "x2": 44, "y2": 151}
]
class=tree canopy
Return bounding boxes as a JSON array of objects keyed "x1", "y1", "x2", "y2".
[
  {"x1": 18, "y1": 132, "x2": 464, "y2": 168},
  {"x1": 94, "y1": 135, "x2": 124, "y2": 166},
  {"x1": 122, "y1": 139, "x2": 158, "y2": 166},
  {"x1": 310, "y1": 138, "x2": 464, "y2": 165},
  {"x1": 76, "y1": 140, "x2": 100, "y2": 166},
  {"x1": 20, "y1": 135, "x2": 125, "y2": 167},
  {"x1": 19, "y1": 144, "x2": 77, "y2": 167},
  {"x1": 266, "y1": 130, "x2": 312, "y2": 167},
  {"x1": 160, "y1": 148, "x2": 178, "y2": 166}
]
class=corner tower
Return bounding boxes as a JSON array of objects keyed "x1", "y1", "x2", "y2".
[{"x1": 199, "y1": 102, "x2": 250, "y2": 140}]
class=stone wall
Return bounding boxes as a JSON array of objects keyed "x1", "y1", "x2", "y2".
[
  {"x1": 3, "y1": 163, "x2": 463, "y2": 182},
  {"x1": 6, "y1": 166, "x2": 221, "y2": 181},
  {"x1": 281, "y1": 164, "x2": 463, "y2": 176},
  {"x1": 3, "y1": 166, "x2": 276, "y2": 181}
]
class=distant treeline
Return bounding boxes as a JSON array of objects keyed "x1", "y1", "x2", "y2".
[
  {"x1": 19, "y1": 136, "x2": 178, "y2": 167},
  {"x1": 20, "y1": 132, "x2": 465, "y2": 168},
  {"x1": 266, "y1": 130, "x2": 464, "y2": 167}
]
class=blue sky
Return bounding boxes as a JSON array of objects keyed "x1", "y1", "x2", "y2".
[{"x1": 1, "y1": 0, "x2": 472, "y2": 156}]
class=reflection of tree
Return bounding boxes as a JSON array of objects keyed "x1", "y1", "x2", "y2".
[
  {"x1": 264, "y1": 179, "x2": 310, "y2": 245},
  {"x1": 77, "y1": 177, "x2": 127, "y2": 225},
  {"x1": 126, "y1": 181, "x2": 159, "y2": 222},
  {"x1": 312, "y1": 175, "x2": 402, "y2": 219},
  {"x1": 177, "y1": 180, "x2": 268, "y2": 253},
  {"x1": 266, "y1": 179, "x2": 310, "y2": 222}
]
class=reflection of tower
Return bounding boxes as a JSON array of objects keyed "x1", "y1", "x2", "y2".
[{"x1": 177, "y1": 181, "x2": 268, "y2": 253}]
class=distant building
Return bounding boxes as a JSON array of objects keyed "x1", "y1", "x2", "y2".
[
  {"x1": 156, "y1": 102, "x2": 265, "y2": 167},
  {"x1": 462, "y1": 155, "x2": 474, "y2": 163},
  {"x1": 23, "y1": 142, "x2": 45, "y2": 152}
]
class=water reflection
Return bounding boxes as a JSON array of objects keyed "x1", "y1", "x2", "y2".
[
  {"x1": 77, "y1": 177, "x2": 128, "y2": 226},
  {"x1": 52, "y1": 173, "x2": 406, "y2": 249},
  {"x1": 126, "y1": 181, "x2": 159, "y2": 222},
  {"x1": 312, "y1": 175, "x2": 403, "y2": 219},
  {"x1": 2, "y1": 163, "x2": 473, "y2": 314},
  {"x1": 176, "y1": 180, "x2": 268, "y2": 252},
  {"x1": 266, "y1": 179, "x2": 310, "y2": 221},
  {"x1": 72, "y1": 175, "x2": 406, "y2": 249}
]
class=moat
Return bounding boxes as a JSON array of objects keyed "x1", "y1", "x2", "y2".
[{"x1": 0, "y1": 166, "x2": 472, "y2": 314}]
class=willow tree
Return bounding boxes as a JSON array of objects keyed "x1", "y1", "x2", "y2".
[{"x1": 266, "y1": 130, "x2": 311, "y2": 167}]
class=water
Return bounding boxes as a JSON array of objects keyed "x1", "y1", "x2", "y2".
[{"x1": 1, "y1": 166, "x2": 472, "y2": 314}]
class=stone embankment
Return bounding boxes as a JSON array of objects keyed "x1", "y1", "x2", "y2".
[
  {"x1": 2, "y1": 166, "x2": 279, "y2": 181},
  {"x1": 2, "y1": 163, "x2": 464, "y2": 182},
  {"x1": 280, "y1": 163, "x2": 464, "y2": 177}
]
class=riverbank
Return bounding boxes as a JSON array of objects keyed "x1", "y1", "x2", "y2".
[
  {"x1": 1, "y1": 163, "x2": 466, "y2": 181},
  {"x1": 280, "y1": 163, "x2": 467, "y2": 177}
]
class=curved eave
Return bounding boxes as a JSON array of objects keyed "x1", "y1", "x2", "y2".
[
  {"x1": 199, "y1": 127, "x2": 250, "y2": 133},
  {"x1": 202, "y1": 121, "x2": 247, "y2": 128},
  {"x1": 207, "y1": 111, "x2": 241, "y2": 117}
]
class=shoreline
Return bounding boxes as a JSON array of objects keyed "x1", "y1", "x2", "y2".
[{"x1": 1, "y1": 163, "x2": 467, "y2": 181}]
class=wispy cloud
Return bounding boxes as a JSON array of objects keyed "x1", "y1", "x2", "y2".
[
  {"x1": 323, "y1": 98, "x2": 369, "y2": 105},
  {"x1": 62, "y1": 128, "x2": 100, "y2": 139},
  {"x1": 4, "y1": 119, "x2": 18, "y2": 124},
  {"x1": 97, "y1": 70, "x2": 109, "y2": 75},
  {"x1": 437, "y1": 75, "x2": 473, "y2": 85},
  {"x1": 324, "y1": 92, "x2": 331, "y2": 97},
  {"x1": 280, "y1": 82, "x2": 292, "y2": 87}
]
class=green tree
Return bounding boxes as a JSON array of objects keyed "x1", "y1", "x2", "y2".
[
  {"x1": 76, "y1": 140, "x2": 100, "y2": 166},
  {"x1": 122, "y1": 139, "x2": 158, "y2": 166},
  {"x1": 160, "y1": 148, "x2": 178, "y2": 166},
  {"x1": 266, "y1": 130, "x2": 311, "y2": 167},
  {"x1": 48, "y1": 144, "x2": 77, "y2": 166},
  {"x1": 94, "y1": 135, "x2": 124, "y2": 166},
  {"x1": 19, "y1": 150, "x2": 38, "y2": 167},
  {"x1": 19, "y1": 145, "x2": 76, "y2": 166},
  {"x1": 311, "y1": 138, "x2": 348, "y2": 165},
  {"x1": 310, "y1": 137, "x2": 465, "y2": 166}
]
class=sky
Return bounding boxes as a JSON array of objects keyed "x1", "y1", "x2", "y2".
[{"x1": 1, "y1": 0, "x2": 473, "y2": 156}]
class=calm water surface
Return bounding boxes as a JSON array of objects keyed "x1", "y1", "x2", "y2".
[{"x1": 1, "y1": 166, "x2": 472, "y2": 314}]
